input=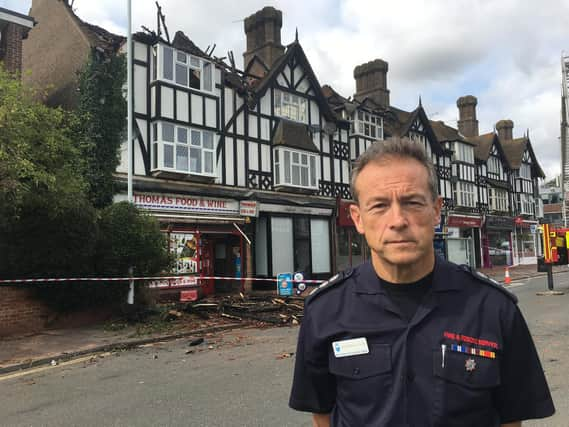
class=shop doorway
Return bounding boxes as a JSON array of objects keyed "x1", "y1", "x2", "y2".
[{"x1": 447, "y1": 237, "x2": 474, "y2": 267}]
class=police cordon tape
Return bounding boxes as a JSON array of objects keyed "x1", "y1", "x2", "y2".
[{"x1": 0, "y1": 275, "x2": 326, "y2": 286}]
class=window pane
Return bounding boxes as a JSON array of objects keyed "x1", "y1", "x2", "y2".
[
  {"x1": 310, "y1": 157, "x2": 316, "y2": 186},
  {"x1": 292, "y1": 152, "x2": 299, "y2": 164},
  {"x1": 311, "y1": 219, "x2": 330, "y2": 273},
  {"x1": 202, "y1": 131, "x2": 214, "y2": 149},
  {"x1": 190, "y1": 148, "x2": 201, "y2": 173},
  {"x1": 255, "y1": 217, "x2": 268, "y2": 275},
  {"x1": 284, "y1": 151, "x2": 291, "y2": 183},
  {"x1": 164, "y1": 144, "x2": 174, "y2": 168},
  {"x1": 203, "y1": 62, "x2": 212, "y2": 91},
  {"x1": 175, "y1": 63, "x2": 188, "y2": 86},
  {"x1": 301, "y1": 166, "x2": 308, "y2": 186},
  {"x1": 162, "y1": 123, "x2": 175, "y2": 142},
  {"x1": 176, "y1": 145, "x2": 188, "y2": 171},
  {"x1": 301, "y1": 154, "x2": 308, "y2": 165},
  {"x1": 163, "y1": 47, "x2": 173, "y2": 80},
  {"x1": 292, "y1": 165, "x2": 300, "y2": 185},
  {"x1": 204, "y1": 151, "x2": 213, "y2": 174},
  {"x1": 153, "y1": 123, "x2": 158, "y2": 141},
  {"x1": 271, "y1": 217, "x2": 294, "y2": 274},
  {"x1": 177, "y1": 127, "x2": 187, "y2": 143},
  {"x1": 190, "y1": 56, "x2": 200, "y2": 67},
  {"x1": 274, "y1": 149, "x2": 279, "y2": 163},
  {"x1": 191, "y1": 130, "x2": 201, "y2": 146},
  {"x1": 153, "y1": 143, "x2": 158, "y2": 169},
  {"x1": 190, "y1": 69, "x2": 201, "y2": 89},
  {"x1": 275, "y1": 164, "x2": 280, "y2": 184},
  {"x1": 177, "y1": 51, "x2": 187, "y2": 63}
]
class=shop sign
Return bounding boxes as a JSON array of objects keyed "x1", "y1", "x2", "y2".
[
  {"x1": 337, "y1": 201, "x2": 355, "y2": 227},
  {"x1": 485, "y1": 215, "x2": 514, "y2": 231},
  {"x1": 530, "y1": 224, "x2": 537, "y2": 234},
  {"x1": 239, "y1": 200, "x2": 258, "y2": 217},
  {"x1": 434, "y1": 215, "x2": 445, "y2": 233},
  {"x1": 277, "y1": 273, "x2": 293, "y2": 296},
  {"x1": 514, "y1": 217, "x2": 535, "y2": 229},
  {"x1": 259, "y1": 203, "x2": 333, "y2": 216},
  {"x1": 131, "y1": 192, "x2": 239, "y2": 215},
  {"x1": 447, "y1": 215, "x2": 482, "y2": 228}
]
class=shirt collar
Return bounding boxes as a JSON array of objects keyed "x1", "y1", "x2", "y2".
[{"x1": 353, "y1": 256, "x2": 463, "y2": 294}]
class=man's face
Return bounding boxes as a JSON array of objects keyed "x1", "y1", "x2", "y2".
[{"x1": 350, "y1": 156, "x2": 442, "y2": 274}]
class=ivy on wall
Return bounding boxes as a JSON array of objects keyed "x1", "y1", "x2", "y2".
[{"x1": 77, "y1": 50, "x2": 127, "y2": 208}]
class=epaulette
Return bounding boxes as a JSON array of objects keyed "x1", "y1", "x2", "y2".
[
  {"x1": 305, "y1": 269, "x2": 353, "y2": 305},
  {"x1": 460, "y1": 265, "x2": 518, "y2": 303}
]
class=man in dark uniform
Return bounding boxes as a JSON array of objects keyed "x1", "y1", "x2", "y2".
[{"x1": 289, "y1": 137, "x2": 554, "y2": 426}]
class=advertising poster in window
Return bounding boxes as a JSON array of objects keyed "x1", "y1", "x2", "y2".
[{"x1": 170, "y1": 233, "x2": 199, "y2": 274}]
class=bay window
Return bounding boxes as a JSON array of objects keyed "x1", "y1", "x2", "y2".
[
  {"x1": 274, "y1": 147, "x2": 318, "y2": 189},
  {"x1": 488, "y1": 187, "x2": 508, "y2": 212},
  {"x1": 352, "y1": 110, "x2": 383, "y2": 139},
  {"x1": 152, "y1": 122, "x2": 215, "y2": 176},
  {"x1": 454, "y1": 181, "x2": 476, "y2": 207}
]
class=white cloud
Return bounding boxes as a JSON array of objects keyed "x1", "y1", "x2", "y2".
[{"x1": 10, "y1": 0, "x2": 569, "y2": 179}]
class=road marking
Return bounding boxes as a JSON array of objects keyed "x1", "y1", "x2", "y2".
[{"x1": 0, "y1": 352, "x2": 111, "y2": 382}]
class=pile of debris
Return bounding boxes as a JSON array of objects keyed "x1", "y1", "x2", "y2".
[{"x1": 181, "y1": 293, "x2": 305, "y2": 325}]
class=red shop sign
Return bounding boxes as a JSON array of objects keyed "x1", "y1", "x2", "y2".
[{"x1": 447, "y1": 215, "x2": 482, "y2": 228}]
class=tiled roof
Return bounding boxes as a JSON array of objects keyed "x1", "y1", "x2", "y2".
[
  {"x1": 466, "y1": 132, "x2": 495, "y2": 160},
  {"x1": 430, "y1": 120, "x2": 474, "y2": 144},
  {"x1": 272, "y1": 119, "x2": 319, "y2": 153},
  {"x1": 501, "y1": 137, "x2": 545, "y2": 178}
]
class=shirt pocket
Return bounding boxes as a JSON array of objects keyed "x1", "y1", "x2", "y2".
[
  {"x1": 432, "y1": 348, "x2": 501, "y2": 425},
  {"x1": 329, "y1": 343, "x2": 393, "y2": 411}
]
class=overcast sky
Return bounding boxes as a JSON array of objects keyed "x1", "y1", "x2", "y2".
[{"x1": 6, "y1": 0, "x2": 568, "y2": 180}]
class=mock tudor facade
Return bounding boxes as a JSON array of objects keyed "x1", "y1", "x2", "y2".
[{"x1": 21, "y1": 3, "x2": 546, "y2": 284}]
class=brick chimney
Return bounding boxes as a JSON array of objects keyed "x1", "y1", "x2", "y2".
[
  {"x1": 0, "y1": 23, "x2": 27, "y2": 74},
  {"x1": 496, "y1": 119, "x2": 514, "y2": 141},
  {"x1": 353, "y1": 59, "x2": 390, "y2": 108},
  {"x1": 456, "y1": 95, "x2": 479, "y2": 137},
  {"x1": 243, "y1": 7, "x2": 285, "y2": 74}
]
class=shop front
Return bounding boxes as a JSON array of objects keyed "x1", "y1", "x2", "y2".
[
  {"x1": 117, "y1": 192, "x2": 253, "y2": 295},
  {"x1": 254, "y1": 202, "x2": 334, "y2": 282},
  {"x1": 481, "y1": 215, "x2": 514, "y2": 268},
  {"x1": 513, "y1": 217, "x2": 540, "y2": 265},
  {"x1": 446, "y1": 214, "x2": 482, "y2": 268}
]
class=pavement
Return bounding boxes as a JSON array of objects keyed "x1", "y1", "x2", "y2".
[{"x1": 1, "y1": 262, "x2": 566, "y2": 375}]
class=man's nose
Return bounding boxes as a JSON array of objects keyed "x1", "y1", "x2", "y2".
[{"x1": 388, "y1": 203, "x2": 408, "y2": 229}]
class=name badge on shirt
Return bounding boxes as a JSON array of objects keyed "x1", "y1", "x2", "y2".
[{"x1": 332, "y1": 337, "x2": 369, "y2": 358}]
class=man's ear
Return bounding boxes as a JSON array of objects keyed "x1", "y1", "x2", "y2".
[
  {"x1": 350, "y1": 203, "x2": 365, "y2": 235},
  {"x1": 433, "y1": 196, "x2": 443, "y2": 227}
]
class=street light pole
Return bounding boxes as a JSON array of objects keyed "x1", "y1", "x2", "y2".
[{"x1": 127, "y1": 0, "x2": 133, "y2": 203}]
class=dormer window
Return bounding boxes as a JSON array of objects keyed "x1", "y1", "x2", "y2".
[
  {"x1": 452, "y1": 142, "x2": 474, "y2": 163},
  {"x1": 156, "y1": 44, "x2": 214, "y2": 93},
  {"x1": 274, "y1": 147, "x2": 318, "y2": 190},
  {"x1": 352, "y1": 111, "x2": 383, "y2": 139},
  {"x1": 274, "y1": 90, "x2": 308, "y2": 123},
  {"x1": 520, "y1": 163, "x2": 531, "y2": 179}
]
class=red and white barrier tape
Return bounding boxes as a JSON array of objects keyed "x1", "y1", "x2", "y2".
[{"x1": 0, "y1": 275, "x2": 325, "y2": 285}]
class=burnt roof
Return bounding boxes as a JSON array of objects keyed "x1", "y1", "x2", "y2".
[
  {"x1": 64, "y1": 3, "x2": 124, "y2": 53},
  {"x1": 171, "y1": 31, "x2": 207, "y2": 58}
]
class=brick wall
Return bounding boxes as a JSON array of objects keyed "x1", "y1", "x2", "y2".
[
  {"x1": 1, "y1": 23, "x2": 25, "y2": 74},
  {"x1": 0, "y1": 287, "x2": 52, "y2": 336}
]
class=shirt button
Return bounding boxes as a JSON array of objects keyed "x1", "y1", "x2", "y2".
[{"x1": 353, "y1": 368, "x2": 360, "y2": 376}]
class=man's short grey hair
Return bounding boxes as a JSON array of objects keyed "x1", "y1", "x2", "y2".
[{"x1": 350, "y1": 136, "x2": 439, "y2": 204}]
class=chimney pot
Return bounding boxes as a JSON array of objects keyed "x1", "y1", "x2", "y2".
[{"x1": 456, "y1": 95, "x2": 479, "y2": 137}]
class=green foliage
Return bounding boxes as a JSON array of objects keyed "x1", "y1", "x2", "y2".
[
  {"x1": 77, "y1": 52, "x2": 126, "y2": 208},
  {"x1": 96, "y1": 202, "x2": 171, "y2": 276},
  {"x1": 0, "y1": 65, "x2": 87, "y2": 225}
]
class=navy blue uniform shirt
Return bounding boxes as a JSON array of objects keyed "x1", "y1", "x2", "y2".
[{"x1": 289, "y1": 257, "x2": 555, "y2": 426}]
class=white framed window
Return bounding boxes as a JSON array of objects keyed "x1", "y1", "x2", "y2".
[
  {"x1": 352, "y1": 110, "x2": 383, "y2": 139},
  {"x1": 518, "y1": 193, "x2": 535, "y2": 215},
  {"x1": 488, "y1": 156, "x2": 502, "y2": 175},
  {"x1": 152, "y1": 122, "x2": 215, "y2": 176},
  {"x1": 274, "y1": 90, "x2": 307, "y2": 123},
  {"x1": 520, "y1": 163, "x2": 532, "y2": 179},
  {"x1": 453, "y1": 181, "x2": 477, "y2": 207},
  {"x1": 157, "y1": 44, "x2": 214, "y2": 93},
  {"x1": 453, "y1": 142, "x2": 474, "y2": 164},
  {"x1": 274, "y1": 147, "x2": 318, "y2": 189},
  {"x1": 488, "y1": 188, "x2": 508, "y2": 212}
]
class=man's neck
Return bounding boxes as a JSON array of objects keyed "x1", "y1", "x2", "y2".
[{"x1": 371, "y1": 253, "x2": 435, "y2": 284}]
